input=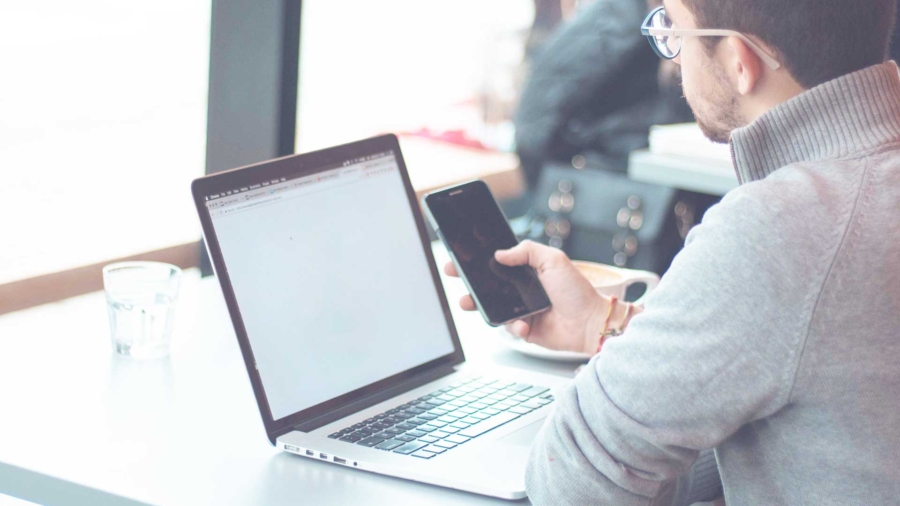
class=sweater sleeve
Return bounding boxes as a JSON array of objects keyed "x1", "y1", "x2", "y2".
[{"x1": 525, "y1": 185, "x2": 821, "y2": 505}]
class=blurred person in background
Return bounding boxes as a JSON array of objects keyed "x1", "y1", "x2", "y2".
[{"x1": 512, "y1": 0, "x2": 718, "y2": 285}]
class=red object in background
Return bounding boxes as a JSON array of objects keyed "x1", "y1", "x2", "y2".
[{"x1": 398, "y1": 128, "x2": 493, "y2": 151}]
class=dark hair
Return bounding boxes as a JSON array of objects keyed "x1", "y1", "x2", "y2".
[{"x1": 682, "y1": 0, "x2": 898, "y2": 88}]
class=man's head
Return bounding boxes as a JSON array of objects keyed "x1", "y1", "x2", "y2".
[{"x1": 664, "y1": 0, "x2": 898, "y2": 143}]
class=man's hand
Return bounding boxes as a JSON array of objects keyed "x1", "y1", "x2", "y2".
[{"x1": 444, "y1": 240, "x2": 607, "y2": 354}]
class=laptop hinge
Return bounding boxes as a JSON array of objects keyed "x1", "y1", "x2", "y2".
[{"x1": 291, "y1": 364, "x2": 458, "y2": 433}]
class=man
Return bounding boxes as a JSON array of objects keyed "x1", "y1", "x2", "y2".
[{"x1": 446, "y1": 0, "x2": 900, "y2": 503}]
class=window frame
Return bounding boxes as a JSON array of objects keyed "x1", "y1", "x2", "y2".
[{"x1": 0, "y1": 0, "x2": 302, "y2": 315}]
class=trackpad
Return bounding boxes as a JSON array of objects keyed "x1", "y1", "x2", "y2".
[{"x1": 498, "y1": 419, "x2": 545, "y2": 447}]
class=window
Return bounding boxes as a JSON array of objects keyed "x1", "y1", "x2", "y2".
[
  {"x1": 296, "y1": 0, "x2": 534, "y2": 153},
  {"x1": 1, "y1": 2, "x2": 211, "y2": 286}
]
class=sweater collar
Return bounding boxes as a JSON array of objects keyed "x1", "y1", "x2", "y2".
[{"x1": 729, "y1": 61, "x2": 900, "y2": 184}]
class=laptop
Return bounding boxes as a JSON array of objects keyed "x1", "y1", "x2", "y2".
[{"x1": 191, "y1": 134, "x2": 568, "y2": 500}]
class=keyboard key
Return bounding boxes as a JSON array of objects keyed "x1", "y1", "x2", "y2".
[
  {"x1": 339, "y1": 434, "x2": 362, "y2": 442},
  {"x1": 539, "y1": 393, "x2": 553, "y2": 400},
  {"x1": 435, "y1": 394, "x2": 455, "y2": 402},
  {"x1": 357, "y1": 437, "x2": 385, "y2": 447},
  {"x1": 405, "y1": 407, "x2": 426, "y2": 415},
  {"x1": 497, "y1": 400, "x2": 520, "y2": 409},
  {"x1": 444, "y1": 434, "x2": 471, "y2": 444},
  {"x1": 486, "y1": 394, "x2": 508, "y2": 402},
  {"x1": 375, "y1": 439, "x2": 405, "y2": 451},
  {"x1": 493, "y1": 404, "x2": 511, "y2": 411},
  {"x1": 458, "y1": 395, "x2": 479, "y2": 404},
  {"x1": 411, "y1": 450, "x2": 435, "y2": 459},
  {"x1": 422, "y1": 445, "x2": 447, "y2": 454},
  {"x1": 437, "y1": 415, "x2": 458, "y2": 423},
  {"x1": 428, "y1": 408, "x2": 450, "y2": 416},
  {"x1": 498, "y1": 389, "x2": 518, "y2": 397},
  {"x1": 509, "y1": 383, "x2": 532, "y2": 392},
  {"x1": 406, "y1": 430, "x2": 426, "y2": 437},
  {"x1": 458, "y1": 412, "x2": 521, "y2": 438},
  {"x1": 510, "y1": 394, "x2": 531, "y2": 403},
  {"x1": 449, "y1": 422, "x2": 471, "y2": 430},
  {"x1": 431, "y1": 430, "x2": 453, "y2": 439},
  {"x1": 417, "y1": 395, "x2": 434, "y2": 402},
  {"x1": 460, "y1": 416, "x2": 482, "y2": 424},
  {"x1": 508, "y1": 406, "x2": 533, "y2": 415},
  {"x1": 395, "y1": 435, "x2": 416, "y2": 442},
  {"x1": 425, "y1": 421, "x2": 448, "y2": 429},
  {"x1": 371, "y1": 422, "x2": 391, "y2": 430},
  {"x1": 423, "y1": 399, "x2": 446, "y2": 407},
  {"x1": 521, "y1": 400, "x2": 544, "y2": 410},
  {"x1": 445, "y1": 390, "x2": 465, "y2": 398},
  {"x1": 469, "y1": 402, "x2": 489, "y2": 410},
  {"x1": 328, "y1": 432, "x2": 341, "y2": 439},
  {"x1": 535, "y1": 398, "x2": 552, "y2": 406},
  {"x1": 520, "y1": 386, "x2": 550, "y2": 398},
  {"x1": 418, "y1": 435, "x2": 439, "y2": 443},
  {"x1": 394, "y1": 442, "x2": 428, "y2": 455},
  {"x1": 482, "y1": 408, "x2": 501, "y2": 415},
  {"x1": 374, "y1": 432, "x2": 395, "y2": 440},
  {"x1": 458, "y1": 407, "x2": 478, "y2": 414},
  {"x1": 446, "y1": 400, "x2": 467, "y2": 408},
  {"x1": 479, "y1": 398, "x2": 499, "y2": 406},
  {"x1": 418, "y1": 414, "x2": 438, "y2": 421},
  {"x1": 416, "y1": 425, "x2": 436, "y2": 433},
  {"x1": 447, "y1": 410, "x2": 469, "y2": 418},
  {"x1": 363, "y1": 417, "x2": 378, "y2": 424},
  {"x1": 433, "y1": 440, "x2": 458, "y2": 449},
  {"x1": 385, "y1": 428, "x2": 406, "y2": 435},
  {"x1": 405, "y1": 419, "x2": 426, "y2": 426},
  {"x1": 440, "y1": 426, "x2": 459, "y2": 434},
  {"x1": 471, "y1": 413, "x2": 491, "y2": 420}
]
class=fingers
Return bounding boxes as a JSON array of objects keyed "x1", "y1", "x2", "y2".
[
  {"x1": 505, "y1": 319, "x2": 531, "y2": 339},
  {"x1": 495, "y1": 240, "x2": 566, "y2": 271},
  {"x1": 459, "y1": 295, "x2": 476, "y2": 311},
  {"x1": 443, "y1": 261, "x2": 459, "y2": 277}
]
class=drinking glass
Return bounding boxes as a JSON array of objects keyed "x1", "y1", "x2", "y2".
[{"x1": 103, "y1": 262, "x2": 182, "y2": 359}]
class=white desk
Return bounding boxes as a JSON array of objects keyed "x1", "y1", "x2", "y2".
[
  {"x1": 0, "y1": 245, "x2": 578, "y2": 506},
  {"x1": 627, "y1": 150, "x2": 738, "y2": 196}
]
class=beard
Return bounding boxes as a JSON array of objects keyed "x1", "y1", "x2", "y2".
[{"x1": 684, "y1": 59, "x2": 746, "y2": 144}]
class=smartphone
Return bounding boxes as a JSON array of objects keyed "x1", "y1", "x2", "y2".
[{"x1": 423, "y1": 180, "x2": 551, "y2": 326}]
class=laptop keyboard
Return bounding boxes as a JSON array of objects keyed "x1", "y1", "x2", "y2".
[{"x1": 327, "y1": 376, "x2": 554, "y2": 459}]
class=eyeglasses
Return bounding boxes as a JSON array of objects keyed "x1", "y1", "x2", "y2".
[{"x1": 640, "y1": 7, "x2": 781, "y2": 70}]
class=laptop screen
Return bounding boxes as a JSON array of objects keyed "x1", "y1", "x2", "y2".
[{"x1": 203, "y1": 150, "x2": 455, "y2": 421}]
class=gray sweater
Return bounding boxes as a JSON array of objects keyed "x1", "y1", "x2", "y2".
[{"x1": 526, "y1": 61, "x2": 900, "y2": 505}]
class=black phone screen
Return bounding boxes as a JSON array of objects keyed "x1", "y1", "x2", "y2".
[{"x1": 426, "y1": 182, "x2": 551, "y2": 325}]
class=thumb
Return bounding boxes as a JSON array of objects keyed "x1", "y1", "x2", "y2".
[{"x1": 495, "y1": 240, "x2": 554, "y2": 269}]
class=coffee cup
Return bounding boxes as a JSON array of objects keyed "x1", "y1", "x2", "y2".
[{"x1": 571, "y1": 260, "x2": 660, "y2": 305}]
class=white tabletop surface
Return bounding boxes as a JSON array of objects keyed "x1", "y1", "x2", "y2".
[
  {"x1": 627, "y1": 150, "x2": 738, "y2": 197},
  {"x1": 0, "y1": 244, "x2": 580, "y2": 506}
]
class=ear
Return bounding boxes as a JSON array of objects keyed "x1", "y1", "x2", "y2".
[{"x1": 726, "y1": 36, "x2": 763, "y2": 95}]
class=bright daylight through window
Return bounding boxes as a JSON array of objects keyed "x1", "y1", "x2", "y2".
[
  {"x1": 296, "y1": 0, "x2": 534, "y2": 154},
  {"x1": 1, "y1": 2, "x2": 210, "y2": 285}
]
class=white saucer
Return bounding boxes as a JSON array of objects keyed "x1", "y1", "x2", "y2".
[{"x1": 496, "y1": 327, "x2": 592, "y2": 362}]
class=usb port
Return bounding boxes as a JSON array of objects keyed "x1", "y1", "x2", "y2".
[
  {"x1": 319, "y1": 453, "x2": 328, "y2": 460},
  {"x1": 333, "y1": 457, "x2": 347, "y2": 465},
  {"x1": 305, "y1": 450, "x2": 314, "y2": 457},
  {"x1": 284, "y1": 444, "x2": 300, "y2": 452}
]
